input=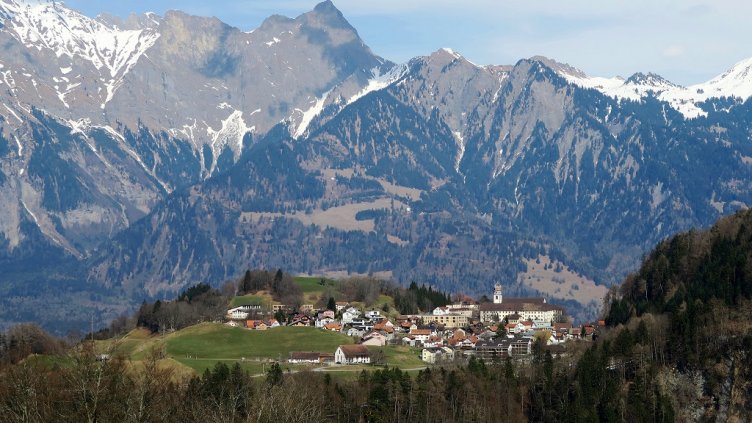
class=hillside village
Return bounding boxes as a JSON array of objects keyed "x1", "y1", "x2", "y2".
[{"x1": 225, "y1": 282, "x2": 602, "y2": 367}]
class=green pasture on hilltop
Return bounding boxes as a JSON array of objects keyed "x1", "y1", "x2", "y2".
[
  {"x1": 294, "y1": 276, "x2": 339, "y2": 293},
  {"x1": 164, "y1": 323, "x2": 353, "y2": 362},
  {"x1": 230, "y1": 293, "x2": 268, "y2": 308}
]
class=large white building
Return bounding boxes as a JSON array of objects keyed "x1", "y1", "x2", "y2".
[
  {"x1": 335, "y1": 345, "x2": 371, "y2": 364},
  {"x1": 226, "y1": 305, "x2": 262, "y2": 320},
  {"x1": 479, "y1": 284, "x2": 564, "y2": 324}
]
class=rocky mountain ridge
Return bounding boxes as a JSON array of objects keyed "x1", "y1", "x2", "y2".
[
  {"x1": 2, "y1": 0, "x2": 752, "y2": 331},
  {"x1": 0, "y1": 0, "x2": 391, "y2": 261}
]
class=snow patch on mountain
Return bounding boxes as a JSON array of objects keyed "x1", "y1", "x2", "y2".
[
  {"x1": 12, "y1": 133, "x2": 22, "y2": 156},
  {"x1": 207, "y1": 110, "x2": 252, "y2": 163},
  {"x1": 20, "y1": 199, "x2": 38, "y2": 225},
  {"x1": 438, "y1": 47, "x2": 480, "y2": 67},
  {"x1": 293, "y1": 90, "x2": 331, "y2": 139},
  {"x1": 660, "y1": 57, "x2": 752, "y2": 118},
  {"x1": 3, "y1": 103, "x2": 23, "y2": 124},
  {"x1": 454, "y1": 131, "x2": 465, "y2": 174},
  {"x1": 347, "y1": 64, "x2": 408, "y2": 106},
  {"x1": 551, "y1": 56, "x2": 752, "y2": 119},
  {"x1": 67, "y1": 117, "x2": 90, "y2": 136},
  {"x1": 0, "y1": 0, "x2": 160, "y2": 108}
]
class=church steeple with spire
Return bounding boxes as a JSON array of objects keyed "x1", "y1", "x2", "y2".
[{"x1": 493, "y1": 283, "x2": 503, "y2": 304}]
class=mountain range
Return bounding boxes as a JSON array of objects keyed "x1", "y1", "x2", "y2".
[{"x1": 1, "y1": 0, "x2": 752, "y2": 332}]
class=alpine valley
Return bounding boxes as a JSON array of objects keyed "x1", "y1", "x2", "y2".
[{"x1": 2, "y1": 0, "x2": 752, "y2": 332}]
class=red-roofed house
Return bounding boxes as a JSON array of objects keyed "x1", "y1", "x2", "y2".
[
  {"x1": 410, "y1": 328, "x2": 433, "y2": 342},
  {"x1": 245, "y1": 320, "x2": 268, "y2": 330},
  {"x1": 324, "y1": 323, "x2": 342, "y2": 332}
]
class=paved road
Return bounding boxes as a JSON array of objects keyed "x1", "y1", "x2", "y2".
[{"x1": 249, "y1": 365, "x2": 428, "y2": 377}]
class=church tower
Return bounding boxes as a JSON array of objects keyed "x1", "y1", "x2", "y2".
[{"x1": 493, "y1": 283, "x2": 503, "y2": 304}]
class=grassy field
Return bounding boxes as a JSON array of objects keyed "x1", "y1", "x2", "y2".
[
  {"x1": 376, "y1": 345, "x2": 424, "y2": 368},
  {"x1": 230, "y1": 293, "x2": 270, "y2": 308},
  {"x1": 165, "y1": 323, "x2": 353, "y2": 361},
  {"x1": 293, "y1": 276, "x2": 339, "y2": 293},
  {"x1": 38, "y1": 323, "x2": 429, "y2": 381},
  {"x1": 95, "y1": 327, "x2": 162, "y2": 359},
  {"x1": 294, "y1": 276, "x2": 341, "y2": 303}
]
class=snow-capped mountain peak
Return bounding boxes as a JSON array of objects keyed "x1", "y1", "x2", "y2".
[
  {"x1": 428, "y1": 47, "x2": 481, "y2": 68},
  {"x1": 545, "y1": 53, "x2": 752, "y2": 119},
  {"x1": 693, "y1": 56, "x2": 752, "y2": 100},
  {"x1": 0, "y1": 0, "x2": 159, "y2": 107},
  {"x1": 1, "y1": 0, "x2": 160, "y2": 74},
  {"x1": 624, "y1": 72, "x2": 678, "y2": 89}
]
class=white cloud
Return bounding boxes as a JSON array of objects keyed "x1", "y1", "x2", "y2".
[{"x1": 663, "y1": 45, "x2": 685, "y2": 58}]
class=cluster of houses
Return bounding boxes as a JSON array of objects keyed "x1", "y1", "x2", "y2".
[{"x1": 225, "y1": 284, "x2": 602, "y2": 366}]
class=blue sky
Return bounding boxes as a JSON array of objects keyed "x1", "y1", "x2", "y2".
[{"x1": 64, "y1": 0, "x2": 752, "y2": 86}]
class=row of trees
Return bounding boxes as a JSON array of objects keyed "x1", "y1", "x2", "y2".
[
  {"x1": 0, "y1": 324, "x2": 67, "y2": 367},
  {"x1": 237, "y1": 269, "x2": 303, "y2": 308},
  {"x1": 310, "y1": 276, "x2": 452, "y2": 315},
  {"x1": 0, "y1": 343, "x2": 527, "y2": 423},
  {"x1": 135, "y1": 283, "x2": 228, "y2": 334},
  {"x1": 390, "y1": 282, "x2": 452, "y2": 314}
]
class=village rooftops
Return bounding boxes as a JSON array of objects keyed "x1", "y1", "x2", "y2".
[{"x1": 554, "y1": 322, "x2": 572, "y2": 331}]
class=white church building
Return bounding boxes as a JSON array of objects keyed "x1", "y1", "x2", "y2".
[{"x1": 479, "y1": 284, "x2": 564, "y2": 324}]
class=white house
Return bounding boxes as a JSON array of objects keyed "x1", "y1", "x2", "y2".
[
  {"x1": 226, "y1": 305, "x2": 262, "y2": 320},
  {"x1": 315, "y1": 317, "x2": 336, "y2": 328},
  {"x1": 432, "y1": 306, "x2": 451, "y2": 316},
  {"x1": 365, "y1": 310, "x2": 381, "y2": 319},
  {"x1": 335, "y1": 345, "x2": 370, "y2": 364},
  {"x1": 422, "y1": 336, "x2": 443, "y2": 348},
  {"x1": 342, "y1": 307, "x2": 361, "y2": 324},
  {"x1": 422, "y1": 347, "x2": 455, "y2": 364}
]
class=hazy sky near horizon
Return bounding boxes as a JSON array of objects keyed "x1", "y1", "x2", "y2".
[{"x1": 64, "y1": 0, "x2": 752, "y2": 86}]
